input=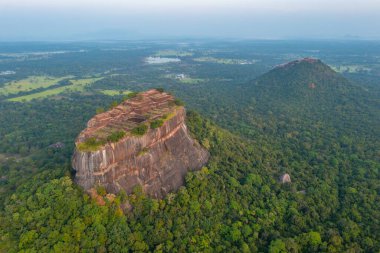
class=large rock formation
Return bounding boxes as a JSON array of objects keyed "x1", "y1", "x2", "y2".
[{"x1": 72, "y1": 89, "x2": 209, "y2": 198}]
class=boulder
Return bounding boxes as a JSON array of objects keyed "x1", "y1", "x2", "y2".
[{"x1": 280, "y1": 173, "x2": 291, "y2": 184}]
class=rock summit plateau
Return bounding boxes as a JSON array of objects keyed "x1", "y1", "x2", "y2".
[{"x1": 72, "y1": 89, "x2": 209, "y2": 198}]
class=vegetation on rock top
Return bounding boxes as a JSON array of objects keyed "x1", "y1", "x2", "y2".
[
  {"x1": 77, "y1": 137, "x2": 106, "y2": 152},
  {"x1": 106, "y1": 130, "x2": 126, "y2": 142},
  {"x1": 131, "y1": 124, "x2": 149, "y2": 136},
  {"x1": 150, "y1": 119, "x2": 164, "y2": 129}
]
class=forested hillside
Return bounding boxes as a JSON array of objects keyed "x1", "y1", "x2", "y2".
[{"x1": 1, "y1": 109, "x2": 378, "y2": 252}]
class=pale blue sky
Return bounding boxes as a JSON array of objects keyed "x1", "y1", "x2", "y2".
[{"x1": 0, "y1": 0, "x2": 379, "y2": 40}]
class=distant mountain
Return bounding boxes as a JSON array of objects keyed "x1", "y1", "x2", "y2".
[
  {"x1": 207, "y1": 57, "x2": 379, "y2": 142},
  {"x1": 245, "y1": 58, "x2": 364, "y2": 115},
  {"x1": 237, "y1": 58, "x2": 379, "y2": 128}
]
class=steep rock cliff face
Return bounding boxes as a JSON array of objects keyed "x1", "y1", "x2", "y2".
[{"x1": 72, "y1": 90, "x2": 209, "y2": 198}]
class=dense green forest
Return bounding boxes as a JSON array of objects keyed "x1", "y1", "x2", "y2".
[
  {"x1": 1, "y1": 109, "x2": 378, "y2": 252},
  {"x1": 0, "y1": 41, "x2": 379, "y2": 252}
]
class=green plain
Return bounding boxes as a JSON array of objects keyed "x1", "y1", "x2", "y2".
[
  {"x1": 8, "y1": 77, "x2": 103, "y2": 102},
  {"x1": 178, "y1": 78, "x2": 204, "y2": 84},
  {"x1": 100, "y1": 90, "x2": 132, "y2": 96},
  {"x1": 0, "y1": 76, "x2": 73, "y2": 95}
]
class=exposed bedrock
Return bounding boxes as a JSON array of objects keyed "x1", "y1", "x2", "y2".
[{"x1": 72, "y1": 91, "x2": 209, "y2": 198}]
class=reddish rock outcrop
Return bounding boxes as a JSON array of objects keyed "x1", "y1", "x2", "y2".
[
  {"x1": 276, "y1": 57, "x2": 319, "y2": 69},
  {"x1": 72, "y1": 89, "x2": 209, "y2": 198}
]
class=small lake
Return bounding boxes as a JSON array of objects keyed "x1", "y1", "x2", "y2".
[
  {"x1": 0, "y1": 70, "x2": 16, "y2": 75},
  {"x1": 145, "y1": 57, "x2": 181, "y2": 64}
]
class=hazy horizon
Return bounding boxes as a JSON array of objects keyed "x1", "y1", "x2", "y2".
[{"x1": 0, "y1": 0, "x2": 379, "y2": 41}]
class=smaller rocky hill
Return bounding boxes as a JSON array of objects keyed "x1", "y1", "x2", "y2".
[
  {"x1": 72, "y1": 89, "x2": 209, "y2": 198},
  {"x1": 241, "y1": 58, "x2": 376, "y2": 122}
]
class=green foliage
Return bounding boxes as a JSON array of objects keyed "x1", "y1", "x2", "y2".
[
  {"x1": 127, "y1": 92, "x2": 138, "y2": 98},
  {"x1": 150, "y1": 119, "x2": 164, "y2": 129},
  {"x1": 1, "y1": 177, "x2": 131, "y2": 252},
  {"x1": 269, "y1": 239, "x2": 287, "y2": 253},
  {"x1": 300, "y1": 231, "x2": 322, "y2": 248},
  {"x1": 137, "y1": 147, "x2": 149, "y2": 156},
  {"x1": 131, "y1": 124, "x2": 148, "y2": 136},
  {"x1": 96, "y1": 107, "x2": 105, "y2": 114},
  {"x1": 174, "y1": 98, "x2": 185, "y2": 106},
  {"x1": 110, "y1": 100, "x2": 119, "y2": 108},
  {"x1": 77, "y1": 137, "x2": 106, "y2": 151},
  {"x1": 245, "y1": 173, "x2": 263, "y2": 186},
  {"x1": 106, "y1": 130, "x2": 126, "y2": 142},
  {"x1": 96, "y1": 185, "x2": 107, "y2": 196},
  {"x1": 155, "y1": 87, "x2": 164, "y2": 92}
]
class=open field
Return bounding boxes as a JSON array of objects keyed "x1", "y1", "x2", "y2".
[
  {"x1": 9, "y1": 77, "x2": 103, "y2": 102},
  {"x1": 0, "y1": 76, "x2": 73, "y2": 95},
  {"x1": 100, "y1": 90, "x2": 132, "y2": 96},
  {"x1": 0, "y1": 153, "x2": 7, "y2": 161},
  {"x1": 0, "y1": 153, "x2": 21, "y2": 162},
  {"x1": 177, "y1": 77, "x2": 204, "y2": 84}
]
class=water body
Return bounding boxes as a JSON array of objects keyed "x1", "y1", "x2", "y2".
[
  {"x1": 0, "y1": 70, "x2": 16, "y2": 75},
  {"x1": 145, "y1": 57, "x2": 181, "y2": 64}
]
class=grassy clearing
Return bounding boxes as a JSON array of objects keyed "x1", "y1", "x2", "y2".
[
  {"x1": 0, "y1": 76, "x2": 73, "y2": 95},
  {"x1": 178, "y1": 77, "x2": 204, "y2": 84},
  {"x1": 155, "y1": 50, "x2": 193, "y2": 57},
  {"x1": 8, "y1": 77, "x2": 103, "y2": 102},
  {"x1": 0, "y1": 153, "x2": 8, "y2": 161},
  {"x1": 100, "y1": 90, "x2": 132, "y2": 96},
  {"x1": 0, "y1": 153, "x2": 21, "y2": 162},
  {"x1": 193, "y1": 57, "x2": 257, "y2": 65}
]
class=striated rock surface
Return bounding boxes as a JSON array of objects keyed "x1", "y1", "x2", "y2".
[{"x1": 72, "y1": 89, "x2": 209, "y2": 198}]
